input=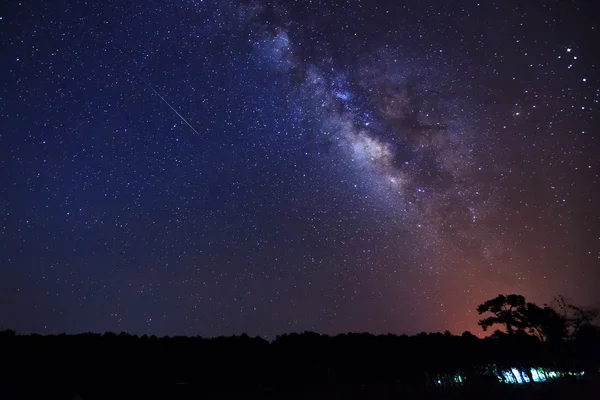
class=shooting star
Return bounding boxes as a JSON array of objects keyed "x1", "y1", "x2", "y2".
[{"x1": 137, "y1": 75, "x2": 201, "y2": 136}]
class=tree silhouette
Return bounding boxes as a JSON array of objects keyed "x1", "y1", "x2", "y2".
[
  {"x1": 476, "y1": 294, "x2": 596, "y2": 344},
  {"x1": 477, "y1": 294, "x2": 527, "y2": 334},
  {"x1": 522, "y1": 302, "x2": 567, "y2": 343},
  {"x1": 549, "y1": 295, "x2": 599, "y2": 339}
]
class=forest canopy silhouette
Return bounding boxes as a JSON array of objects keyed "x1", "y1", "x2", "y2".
[{"x1": 1, "y1": 294, "x2": 598, "y2": 394}]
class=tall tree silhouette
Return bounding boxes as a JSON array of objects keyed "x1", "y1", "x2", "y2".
[
  {"x1": 522, "y1": 302, "x2": 566, "y2": 343},
  {"x1": 477, "y1": 294, "x2": 527, "y2": 334}
]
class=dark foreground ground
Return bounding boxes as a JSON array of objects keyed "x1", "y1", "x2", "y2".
[{"x1": 2, "y1": 376, "x2": 599, "y2": 400}]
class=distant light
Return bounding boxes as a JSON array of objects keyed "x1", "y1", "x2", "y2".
[
  {"x1": 583, "y1": 78, "x2": 587, "y2": 82},
  {"x1": 567, "y1": 48, "x2": 572, "y2": 52},
  {"x1": 511, "y1": 368, "x2": 524, "y2": 384}
]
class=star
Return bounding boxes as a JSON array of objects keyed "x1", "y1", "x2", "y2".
[{"x1": 0, "y1": 0, "x2": 597, "y2": 339}]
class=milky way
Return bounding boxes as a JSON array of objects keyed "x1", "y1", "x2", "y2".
[{"x1": 1, "y1": 0, "x2": 598, "y2": 338}]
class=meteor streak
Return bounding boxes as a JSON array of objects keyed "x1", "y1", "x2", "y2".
[{"x1": 137, "y1": 75, "x2": 201, "y2": 136}]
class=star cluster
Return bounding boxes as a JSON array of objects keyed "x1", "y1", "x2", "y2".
[{"x1": 0, "y1": 0, "x2": 598, "y2": 338}]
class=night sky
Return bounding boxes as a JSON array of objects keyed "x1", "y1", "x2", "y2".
[{"x1": 1, "y1": 0, "x2": 599, "y2": 339}]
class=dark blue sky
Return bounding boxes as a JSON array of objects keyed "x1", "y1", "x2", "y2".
[{"x1": 1, "y1": 0, "x2": 598, "y2": 338}]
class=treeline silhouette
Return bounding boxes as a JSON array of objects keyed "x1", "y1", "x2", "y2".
[{"x1": 0, "y1": 294, "x2": 598, "y2": 396}]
